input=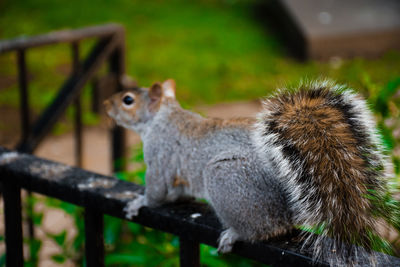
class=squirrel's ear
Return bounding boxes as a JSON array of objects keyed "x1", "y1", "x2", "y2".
[
  {"x1": 148, "y1": 82, "x2": 162, "y2": 111},
  {"x1": 162, "y1": 79, "x2": 176, "y2": 99},
  {"x1": 149, "y1": 82, "x2": 162, "y2": 100}
]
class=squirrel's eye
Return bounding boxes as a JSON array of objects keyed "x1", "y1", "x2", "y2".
[{"x1": 123, "y1": 95, "x2": 134, "y2": 106}]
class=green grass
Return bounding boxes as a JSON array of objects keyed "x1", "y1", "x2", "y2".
[{"x1": 1, "y1": 0, "x2": 400, "y2": 109}]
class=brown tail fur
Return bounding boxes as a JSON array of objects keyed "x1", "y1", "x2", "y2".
[{"x1": 253, "y1": 81, "x2": 389, "y2": 265}]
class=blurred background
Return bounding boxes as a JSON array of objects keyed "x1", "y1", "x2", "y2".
[{"x1": 0, "y1": 0, "x2": 399, "y2": 266}]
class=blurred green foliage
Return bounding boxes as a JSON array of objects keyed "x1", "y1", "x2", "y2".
[
  {"x1": 0, "y1": 0, "x2": 400, "y2": 266},
  {"x1": 1, "y1": 0, "x2": 400, "y2": 108}
]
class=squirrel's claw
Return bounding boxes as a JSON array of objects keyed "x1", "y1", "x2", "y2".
[
  {"x1": 217, "y1": 228, "x2": 240, "y2": 254},
  {"x1": 124, "y1": 194, "x2": 146, "y2": 219}
]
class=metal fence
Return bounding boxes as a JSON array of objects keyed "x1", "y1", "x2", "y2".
[
  {"x1": 0, "y1": 24, "x2": 399, "y2": 267},
  {"x1": 0, "y1": 146, "x2": 331, "y2": 267},
  {"x1": 0, "y1": 24, "x2": 126, "y2": 266}
]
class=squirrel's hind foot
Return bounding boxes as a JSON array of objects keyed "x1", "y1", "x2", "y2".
[
  {"x1": 217, "y1": 228, "x2": 240, "y2": 254},
  {"x1": 124, "y1": 194, "x2": 146, "y2": 219}
]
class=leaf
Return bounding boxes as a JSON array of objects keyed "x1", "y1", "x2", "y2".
[
  {"x1": 130, "y1": 145, "x2": 144, "y2": 162},
  {"x1": 127, "y1": 221, "x2": 142, "y2": 234},
  {"x1": 45, "y1": 198, "x2": 79, "y2": 215},
  {"x1": 29, "y1": 239, "x2": 41, "y2": 264},
  {"x1": 51, "y1": 254, "x2": 66, "y2": 264},
  {"x1": 170, "y1": 236, "x2": 179, "y2": 248},
  {"x1": 368, "y1": 232, "x2": 394, "y2": 255},
  {"x1": 104, "y1": 216, "x2": 122, "y2": 245},
  {"x1": 59, "y1": 202, "x2": 79, "y2": 215},
  {"x1": 0, "y1": 253, "x2": 6, "y2": 267},
  {"x1": 113, "y1": 158, "x2": 125, "y2": 171},
  {"x1": 33, "y1": 212, "x2": 43, "y2": 225},
  {"x1": 134, "y1": 169, "x2": 146, "y2": 184},
  {"x1": 73, "y1": 230, "x2": 85, "y2": 252},
  {"x1": 201, "y1": 245, "x2": 225, "y2": 266},
  {"x1": 159, "y1": 257, "x2": 179, "y2": 267},
  {"x1": 114, "y1": 171, "x2": 127, "y2": 181},
  {"x1": 373, "y1": 77, "x2": 400, "y2": 117},
  {"x1": 73, "y1": 210, "x2": 86, "y2": 252},
  {"x1": 201, "y1": 255, "x2": 228, "y2": 267},
  {"x1": 378, "y1": 122, "x2": 395, "y2": 151},
  {"x1": 49, "y1": 230, "x2": 67, "y2": 247},
  {"x1": 393, "y1": 157, "x2": 400, "y2": 175},
  {"x1": 105, "y1": 253, "x2": 146, "y2": 265}
]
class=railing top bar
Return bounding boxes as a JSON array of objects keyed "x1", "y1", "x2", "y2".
[
  {"x1": 0, "y1": 146, "x2": 398, "y2": 266},
  {"x1": 0, "y1": 23, "x2": 124, "y2": 53}
]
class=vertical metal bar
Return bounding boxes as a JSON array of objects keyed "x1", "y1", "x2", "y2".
[
  {"x1": 111, "y1": 126, "x2": 125, "y2": 172},
  {"x1": 179, "y1": 237, "x2": 200, "y2": 267},
  {"x1": 17, "y1": 49, "x2": 30, "y2": 142},
  {"x1": 26, "y1": 196, "x2": 35, "y2": 248},
  {"x1": 71, "y1": 42, "x2": 83, "y2": 167},
  {"x1": 3, "y1": 179, "x2": 24, "y2": 267},
  {"x1": 74, "y1": 97, "x2": 82, "y2": 167},
  {"x1": 16, "y1": 49, "x2": 35, "y2": 248},
  {"x1": 84, "y1": 209, "x2": 104, "y2": 267},
  {"x1": 109, "y1": 37, "x2": 126, "y2": 173},
  {"x1": 91, "y1": 77, "x2": 100, "y2": 114}
]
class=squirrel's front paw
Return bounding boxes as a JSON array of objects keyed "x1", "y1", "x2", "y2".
[
  {"x1": 124, "y1": 194, "x2": 146, "y2": 219},
  {"x1": 217, "y1": 228, "x2": 240, "y2": 254}
]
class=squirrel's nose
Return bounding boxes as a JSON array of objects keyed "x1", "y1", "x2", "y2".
[{"x1": 103, "y1": 99, "x2": 114, "y2": 116}]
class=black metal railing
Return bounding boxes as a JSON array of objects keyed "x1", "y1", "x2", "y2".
[
  {"x1": 0, "y1": 24, "x2": 126, "y2": 266},
  {"x1": 1, "y1": 25, "x2": 400, "y2": 267},
  {"x1": 1, "y1": 147, "x2": 400, "y2": 266},
  {"x1": 0, "y1": 23, "x2": 126, "y2": 160}
]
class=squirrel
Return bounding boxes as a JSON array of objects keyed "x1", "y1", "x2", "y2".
[{"x1": 104, "y1": 78, "x2": 391, "y2": 266}]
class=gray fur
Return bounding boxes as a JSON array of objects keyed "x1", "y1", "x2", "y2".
[
  {"x1": 142, "y1": 101, "x2": 290, "y2": 211},
  {"x1": 109, "y1": 95, "x2": 292, "y2": 250},
  {"x1": 105, "y1": 81, "x2": 389, "y2": 267}
]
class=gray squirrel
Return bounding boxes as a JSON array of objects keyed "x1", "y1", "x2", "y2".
[{"x1": 104, "y1": 78, "x2": 391, "y2": 266}]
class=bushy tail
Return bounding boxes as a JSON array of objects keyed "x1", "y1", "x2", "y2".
[{"x1": 252, "y1": 81, "x2": 390, "y2": 266}]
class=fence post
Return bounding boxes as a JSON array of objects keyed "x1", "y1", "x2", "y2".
[
  {"x1": 16, "y1": 48, "x2": 36, "y2": 259},
  {"x1": 84, "y1": 209, "x2": 104, "y2": 267},
  {"x1": 179, "y1": 237, "x2": 200, "y2": 267},
  {"x1": 71, "y1": 42, "x2": 83, "y2": 168},
  {"x1": 17, "y1": 49, "x2": 30, "y2": 143},
  {"x1": 3, "y1": 179, "x2": 24, "y2": 267},
  {"x1": 109, "y1": 39, "x2": 126, "y2": 173},
  {"x1": 90, "y1": 77, "x2": 100, "y2": 114}
]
